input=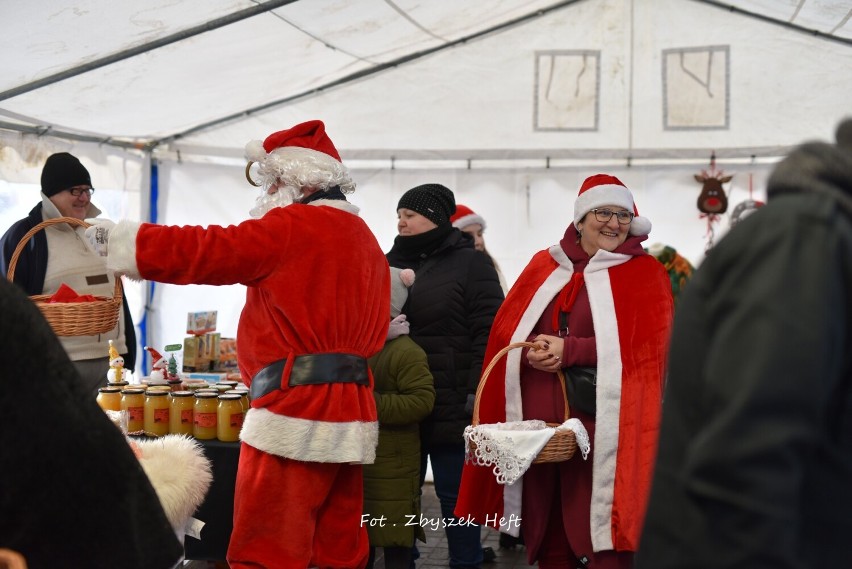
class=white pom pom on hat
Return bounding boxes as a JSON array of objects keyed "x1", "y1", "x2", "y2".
[{"x1": 573, "y1": 174, "x2": 652, "y2": 236}]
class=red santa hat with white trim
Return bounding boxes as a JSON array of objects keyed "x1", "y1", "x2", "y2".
[
  {"x1": 450, "y1": 204, "x2": 486, "y2": 231},
  {"x1": 144, "y1": 346, "x2": 167, "y2": 369},
  {"x1": 573, "y1": 174, "x2": 651, "y2": 236},
  {"x1": 244, "y1": 119, "x2": 354, "y2": 193}
]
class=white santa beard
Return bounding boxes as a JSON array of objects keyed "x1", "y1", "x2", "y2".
[{"x1": 249, "y1": 184, "x2": 301, "y2": 218}]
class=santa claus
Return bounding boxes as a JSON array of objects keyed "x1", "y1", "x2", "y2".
[{"x1": 86, "y1": 120, "x2": 390, "y2": 568}]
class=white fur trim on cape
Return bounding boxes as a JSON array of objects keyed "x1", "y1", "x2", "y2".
[
  {"x1": 134, "y1": 435, "x2": 213, "y2": 533},
  {"x1": 240, "y1": 408, "x2": 379, "y2": 464},
  {"x1": 106, "y1": 220, "x2": 142, "y2": 280},
  {"x1": 498, "y1": 246, "x2": 632, "y2": 545}
]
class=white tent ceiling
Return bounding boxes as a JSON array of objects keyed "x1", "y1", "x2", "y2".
[{"x1": 2, "y1": 0, "x2": 851, "y2": 163}]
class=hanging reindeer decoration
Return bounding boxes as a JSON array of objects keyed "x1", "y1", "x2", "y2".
[{"x1": 694, "y1": 151, "x2": 732, "y2": 251}]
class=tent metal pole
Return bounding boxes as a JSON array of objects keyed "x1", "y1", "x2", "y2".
[
  {"x1": 693, "y1": 0, "x2": 852, "y2": 47},
  {"x1": 138, "y1": 157, "x2": 160, "y2": 375},
  {"x1": 0, "y1": 0, "x2": 299, "y2": 103},
  {"x1": 150, "y1": 0, "x2": 586, "y2": 148}
]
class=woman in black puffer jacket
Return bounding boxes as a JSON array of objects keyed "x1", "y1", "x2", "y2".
[{"x1": 386, "y1": 183, "x2": 504, "y2": 568}]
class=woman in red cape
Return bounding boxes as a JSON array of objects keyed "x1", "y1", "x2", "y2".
[{"x1": 455, "y1": 174, "x2": 673, "y2": 568}]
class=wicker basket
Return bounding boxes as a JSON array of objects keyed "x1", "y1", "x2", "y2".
[
  {"x1": 470, "y1": 341, "x2": 577, "y2": 464},
  {"x1": 6, "y1": 216, "x2": 123, "y2": 337}
]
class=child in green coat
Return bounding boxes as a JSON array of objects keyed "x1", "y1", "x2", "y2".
[{"x1": 364, "y1": 267, "x2": 436, "y2": 569}]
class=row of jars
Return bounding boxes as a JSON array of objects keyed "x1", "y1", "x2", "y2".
[{"x1": 97, "y1": 386, "x2": 249, "y2": 442}]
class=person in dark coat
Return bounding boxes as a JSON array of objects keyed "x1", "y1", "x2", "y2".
[
  {"x1": 636, "y1": 120, "x2": 852, "y2": 569},
  {"x1": 363, "y1": 267, "x2": 435, "y2": 569},
  {"x1": 0, "y1": 277, "x2": 183, "y2": 569},
  {"x1": 386, "y1": 183, "x2": 504, "y2": 568}
]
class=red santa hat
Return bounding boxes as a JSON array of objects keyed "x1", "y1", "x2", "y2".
[
  {"x1": 244, "y1": 119, "x2": 354, "y2": 193},
  {"x1": 450, "y1": 204, "x2": 486, "y2": 231},
  {"x1": 573, "y1": 174, "x2": 652, "y2": 236},
  {"x1": 144, "y1": 346, "x2": 167, "y2": 368}
]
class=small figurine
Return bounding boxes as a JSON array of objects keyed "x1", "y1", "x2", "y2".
[
  {"x1": 167, "y1": 354, "x2": 180, "y2": 381},
  {"x1": 107, "y1": 339, "x2": 125, "y2": 383},
  {"x1": 145, "y1": 346, "x2": 168, "y2": 382}
]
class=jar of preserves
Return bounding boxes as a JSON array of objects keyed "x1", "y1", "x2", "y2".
[
  {"x1": 219, "y1": 380, "x2": 239, "y2": 390},
  {"x1": 193, "y1": 392, "x2": 219, "y2": 440},
  {"x1": 232, "y1": 388, "x2": 250, "y2": 413},
  {"x1": 169, "y1": 391, "x2": 194, "y2": 435},
  {"x1": 217, "y1": 393, "x2": 244, "y2": 442},
  {"x1": 143, "y1": 391, "x2": 170, "y2": 436},
  {"x1": 121, "y1": 388, "x2": 146, "y2": 433},
  {"x1": 96, "y1": 386, "x2": 122, "y2": 412}
]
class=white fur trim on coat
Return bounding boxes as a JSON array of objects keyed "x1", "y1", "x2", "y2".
[
  {"x1": 134, "y1": 435, "x2": 213, "y2": 534},
  {"x1": 240, "y1": 408, "x2": 379, "y2": 464},
  {"x1": 106, "y1": 220, "x2": 142, "y2": 279}
]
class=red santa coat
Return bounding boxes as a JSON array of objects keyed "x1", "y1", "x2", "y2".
[
  {"x1": 112, "y1": 200, "x2": 390, "y2": 463},
  {"x1": 455, "y1": 244, "x2": 672, "y2": 552}
]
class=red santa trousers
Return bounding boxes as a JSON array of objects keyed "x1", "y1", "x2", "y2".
[{"x1": 227, "y1": 444, "x2": 368, "y2": 568}]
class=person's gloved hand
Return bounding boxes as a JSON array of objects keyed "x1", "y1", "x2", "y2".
[
  {"x1": 386, "y1": 313, "x2": 410, "y2": 340},
  {"x1": 465, "y1": 393, "x2": 476, "y2": 416},
  {"x1": 84, "y1": 218, "x2": 116, "y2": 257}
]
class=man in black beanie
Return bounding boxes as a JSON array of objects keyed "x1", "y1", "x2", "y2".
[
  {"x1": 387, "y1": 182, "x2": 504, "y2": 567},
  {"x1": 0, "y1": 152, "x2": 136, "y2": 394}
]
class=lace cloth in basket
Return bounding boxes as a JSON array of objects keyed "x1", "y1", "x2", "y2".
[{"x1": 464, "y1": 418, "x2": 590, "y2": 485}]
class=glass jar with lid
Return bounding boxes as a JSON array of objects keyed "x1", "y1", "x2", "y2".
[
  {"x1": 143, "y1": 391, "x2": 170, "y2": 437},
  {"x1": 96, "y1": 386, "x2": 122, "y2": 412},
  {"x1": 121, "y1": 388, "x2": 146, "y2": 433},
  {"x1": 193, "y1": 392, "x2": 219, "y2": 440},
  {"x1": 169, "y1": 391, "x2": 194, "y2": 435},
  {"x1": 217, "y1": 393, "x2": 244, "y2": 442}
]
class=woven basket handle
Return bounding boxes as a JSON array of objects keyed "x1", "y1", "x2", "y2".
[
  {"x1": 472, "y1": 341, "x2": 570, "y2": 427},
  {"x1": 6, "y1": 217, "x2": 122, "y2": 300}
]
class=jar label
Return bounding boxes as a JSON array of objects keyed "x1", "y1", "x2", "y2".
[
  {"x1": 128, "y1": 407, "x2": 143, "y2": 422},
  {"x1": 195, "y1": 412, "x2": 216, "y2": 428},
  {"x1": 154, "y1": 408, "x2": 169, "y2": 424},
  {"x1": 230, "y1": 413, "x2": 245, "y2": 428},
  {"x1": 181, "y1": 409, "x2": 193, "y2": 424}
]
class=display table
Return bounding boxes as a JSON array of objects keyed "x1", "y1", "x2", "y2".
[{"x1": 184, "y1": 438, "x2": 240, "y2": 561}]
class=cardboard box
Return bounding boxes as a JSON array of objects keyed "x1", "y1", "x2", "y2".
[
  {"x1": 217, "y1": 337, "x2": 238, "y2": 371},
  {"x1": 187, "y1": 310, "x2": 218, "y2": 335}
]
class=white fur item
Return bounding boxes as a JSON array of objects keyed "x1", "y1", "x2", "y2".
[
  {"x1": 106, "y1": 219, "x2": 143, "y2": 280},
  {"x1": 134, "y1": 435, "x2": 213, "y2": 532}
]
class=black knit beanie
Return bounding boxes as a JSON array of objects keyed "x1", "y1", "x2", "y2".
[
  {"x1": 41, "y1": 153, "x2": 92, "y2": 197},
  {"x1": 397, "y1": 183, "x2": 456, "y2": 226}
]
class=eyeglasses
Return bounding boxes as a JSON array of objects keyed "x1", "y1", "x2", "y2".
[
  {"x1": 591, "y1": 208, "x2": 634, "y2": 225},
  {"x1": 67, "y1": 186, "x2": 94, "y2": 197}
]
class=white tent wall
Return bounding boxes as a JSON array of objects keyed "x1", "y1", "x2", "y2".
[{"x1": 145, "y1": 157, "x2": 772, "y2": 368}]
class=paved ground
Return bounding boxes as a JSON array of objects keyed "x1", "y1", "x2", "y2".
[
  {"x1": 372, "y1": 482, "x2": 535, "y2": 569},
  {"x1": 185, "y1": 482, "x2": 535, "y2": 568}
]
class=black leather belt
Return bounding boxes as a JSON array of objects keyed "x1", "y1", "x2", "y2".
[{"x1": 249, "y1": 353, "x2": 370, "y2": 400}]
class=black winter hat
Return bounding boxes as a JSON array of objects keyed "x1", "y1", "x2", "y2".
[
  {"x1": 41, "y1": 152, "x2": 92, "y2": 197},
  {"x1": 397, "y1": 183, "x2": 456, "y2": 226}
]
